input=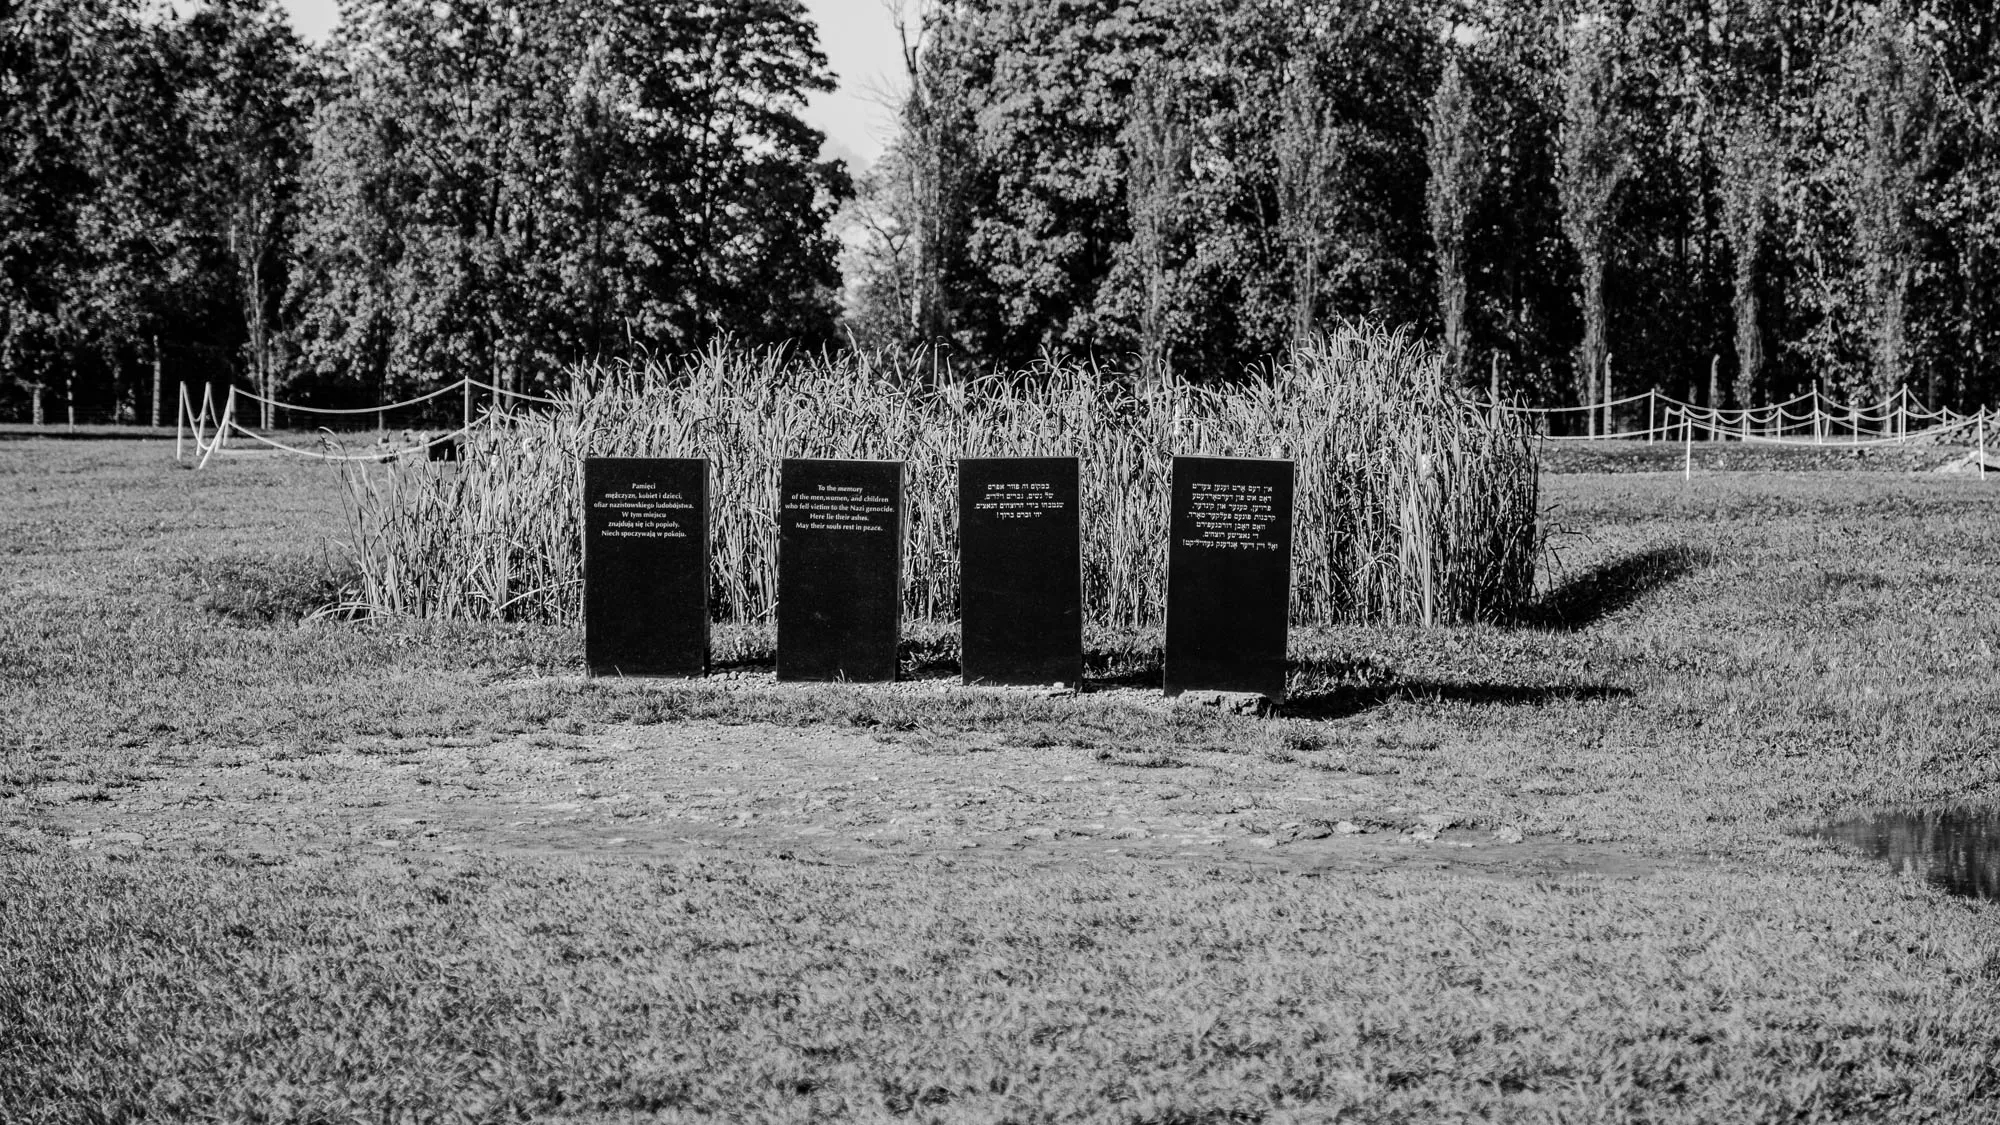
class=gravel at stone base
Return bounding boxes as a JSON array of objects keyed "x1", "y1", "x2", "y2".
[{"x1": 10, "y1": 683, "x2": 1672, "y2": 886}]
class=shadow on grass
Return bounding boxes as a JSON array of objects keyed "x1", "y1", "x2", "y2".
[
  {"x1": 165, "y1": 551, "x2": 360, "y2": 623},
  {"x1": 1516, "y1": 544, "x2": 1710, "y2": 631},
  {"x1": 1282, "y1": 680, "x2": 1631, "y2": 720}
]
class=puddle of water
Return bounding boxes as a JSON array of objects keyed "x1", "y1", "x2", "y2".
[{"x1": 1806, "y1": 806, "x2": 2000, "y2": 901}]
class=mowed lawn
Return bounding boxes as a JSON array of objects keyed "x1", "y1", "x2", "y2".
[{"x1": 3, "y1": 437, "x2": 1998, "y2": 1123}]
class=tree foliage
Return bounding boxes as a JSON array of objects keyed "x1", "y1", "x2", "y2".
[
  {"x1": 12, "y1": 1, "x2": 2000, "y2": 419},
  {"x1": 855, "y1": 0, "x2": 2000, "y2": 415},
  {"x1": 288, "y1": 0, "x2": 846, "y2": 402},
  {"x1": 0, "y1": 0, "x2": 845, "y2": 419}
]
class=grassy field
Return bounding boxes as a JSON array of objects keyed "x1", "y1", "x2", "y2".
[{"x1": 3, "y1": 436, "x2": 1999, "y2": 1122}]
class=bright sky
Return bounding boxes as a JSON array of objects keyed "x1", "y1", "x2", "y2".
[{"x1": 273, "y1": 0, "x2": 903, "y2": 168}]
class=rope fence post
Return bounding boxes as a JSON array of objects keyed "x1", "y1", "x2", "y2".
[
  {"x1": 1603, "y1": 353, "x2": 1613, "y2": 440},
  {"x1": 463, "y1": 377, "x2": 472, "y2": 432},
  {"x1": 197, "y1": 388, "x2": 235, "y2": 470},
  {"x1": 1684, "y1": 406, "x2": 1694, "y2": 481},
  {"x1": 175, "y1": 382, "x2": 189, "y2": 460}
]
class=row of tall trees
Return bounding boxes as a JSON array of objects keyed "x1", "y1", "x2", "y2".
[
  {"x1": 0, "y1": 0, "x2": 845, "y2": 423},
  {"x1": 844, "y1": 0, "x2": 2000, "y2": 412}
]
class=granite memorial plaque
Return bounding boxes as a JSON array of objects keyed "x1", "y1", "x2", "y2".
[
  {"x1": 958, "y1": 457, "x2": 1082, "y2": 687},
  {"x1": 583, "y1": 457, "x2": 709, "y2": 677},
  {"x1": 777, "y1": 458, "x2": 904, "y2": 682},
  {"x1": 1164, "y1": 455, "x2": 1294, "y2": 701}
]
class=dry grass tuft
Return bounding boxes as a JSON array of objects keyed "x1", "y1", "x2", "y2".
[{"x1": 338, "y1": 325, "x2": 1539, "y2": 629}]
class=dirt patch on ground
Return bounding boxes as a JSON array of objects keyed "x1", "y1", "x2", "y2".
[{"x1": 10, "y1": 698, "x2": 1676, "y2": 885}]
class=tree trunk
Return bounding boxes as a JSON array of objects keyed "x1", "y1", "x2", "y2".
[
  {"x1": 1577, "y1": 252, "x2": 1607, "y2": 436},
  {"x1": 1876, "y1": 264, "x2": 1911, "y2": 403},
  {"x1": 1293, "y1": 247, "x2": 1320, "y2": 348},
  {"x1": 1731, "y1": 270, "x2": 1762, "y2": 412},
  {"x1": 1439, "y1": 242, "x2": 1468, "y2": 383}
]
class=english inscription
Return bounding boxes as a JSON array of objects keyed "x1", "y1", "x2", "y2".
[{"x1": 777, "y1": 458, "x2": 904, "y2": 682}]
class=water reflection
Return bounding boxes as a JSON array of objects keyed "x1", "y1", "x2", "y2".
[{"x1": 1807, "y1": 806, "x2": 2000, "y2": 901}]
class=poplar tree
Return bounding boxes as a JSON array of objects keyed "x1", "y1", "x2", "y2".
[
  {"x1": 1123, "y1": 66, "x2": 1190, "y2": 374},
  {"x1": 1719, "y1": 115, "x2": 1778, "y2": 411},
  {"x1": 1556, "y1": 17, "x2": 1630, "y2": 429},
  {"x1": 893, "y1": 6, "x2": 975, "y2": 346},
  {"x1": 1848, "y1": 1, "x2": 1936, "y2": 402},
  {"x1": 1276, "y1": 70, "x2": 1341, "y2": 347},
  {"x1": 1425, "y1": 52, "x2": 1484, "y2": 387}
]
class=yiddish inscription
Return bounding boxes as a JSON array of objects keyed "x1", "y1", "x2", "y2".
[{"x1": 1165, "y1": 456, "x2": 1294, "y2": 701}]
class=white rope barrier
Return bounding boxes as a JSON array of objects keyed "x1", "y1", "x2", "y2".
[
  {"x1": 168, "y1": 374, "x2": 1990, "y2": 468},
  {"x1": 172, "y1": 377, "x2": 561, "y2": 466},
  {"x1": 463, "y1": 377, "x2": 566, "y2": 408},
  {"x1": 230, "y1": 378, "x2": 474, "y2": 416},
  {"x1": 1513, "y1": 386, "x2": 1991, "y2": 450}
]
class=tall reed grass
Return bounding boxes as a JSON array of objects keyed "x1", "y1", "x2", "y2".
[{"x1": 336, "y1": 323, "x2": 1540, "y2": 629}]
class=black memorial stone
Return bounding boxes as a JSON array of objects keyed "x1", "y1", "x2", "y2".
[
  {"x1": 957, "y1": 457, "x2": 1082, "y2": 687},
  {"x1": 777, "y1": 459, "x2": 904, "y2": 682},
  {"x1": 583, "y1": 457, "x2": 709, "y2": 677},
  {"x1": 1164, "y1": 455, "x2": 1294, "y2": 701}
]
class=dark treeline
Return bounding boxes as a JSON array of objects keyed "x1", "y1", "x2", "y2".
[
  {"x1": 0, "y1": 0, "x2": 845, "y2": 424},
  {"x1": 6, "y1": 1, "x2": 1999, "y2": 425},
  {"x1": 844, "y1": 0, "x2": 2000, "y2": 414}
]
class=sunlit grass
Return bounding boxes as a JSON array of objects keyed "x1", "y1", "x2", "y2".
[{"x1": 5, "y1": 439, "x2": 2000, "y2": 1121}]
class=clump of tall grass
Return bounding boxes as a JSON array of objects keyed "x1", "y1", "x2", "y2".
[{"x1": 337, "y1": 323, "x2": 1539, "y2": 629}]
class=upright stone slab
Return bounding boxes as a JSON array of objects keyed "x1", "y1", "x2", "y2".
[
  {"x1": 777, "y1": 459, "x2": 904, "y2": 682},
  {"x1": 958, "y1": 457, "x2": 1082, "y2": 687},
  {"x1": 1164, "y1": 456, "x2": 1294, "y2": 701},
  {"x1": 583, "y1": 457, "x2": 709, "y2": 677}
]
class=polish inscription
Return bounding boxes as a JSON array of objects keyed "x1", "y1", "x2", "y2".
[
  {"x1": 583, "y1": 457, "x2": 709, "y2": 678},
  {"x1": 595, "y1": 480, "x2": 697, "y2": 539}
]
